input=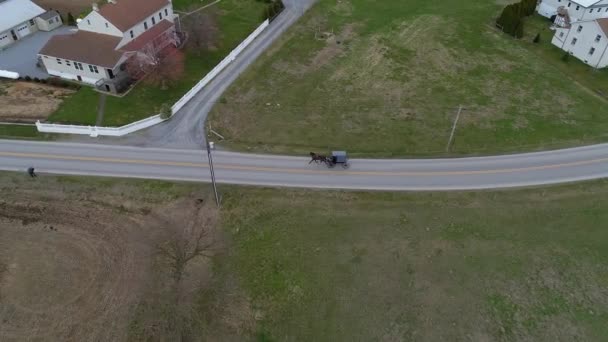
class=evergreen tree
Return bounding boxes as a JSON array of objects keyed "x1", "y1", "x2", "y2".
[
  {"x1": 67, "y1": 12, "x2": 76, "y2": 26},
  {"x1": 514, "y1": 20, "x2": 524, "y2": 38}
]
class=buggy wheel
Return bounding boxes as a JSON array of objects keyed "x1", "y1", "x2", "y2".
[
  {"x1": 327, "y1": 162, "x2": 335, "y2": 168},
  {"x1": 342, "y1": 163, "x2": 350, "y2": 169}
]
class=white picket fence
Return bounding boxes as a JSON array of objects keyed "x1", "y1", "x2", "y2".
[
  {"x1": 36, "y1": 115, "x2": 164, "y2": 137},
  {"x1": 36, "y1": 19, "x2": 270, "y2": 137}
]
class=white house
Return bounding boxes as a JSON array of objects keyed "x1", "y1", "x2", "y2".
[
  {"x1": 0, "y1": 0, "x2": 45, "y2": 49},
  {"x1": 38, "y1": 0, "x2": 179, "y2": 93},
  {"x1": 552, "y1": 18, "x2": 608, "y2": 67},
  {"x1": 538, "y1": 0, "x2": 608, "y2": 23}
]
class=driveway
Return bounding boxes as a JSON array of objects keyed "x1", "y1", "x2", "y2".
[{"x1": 0, "y1": 26, "x2": 74, "y2": 79}]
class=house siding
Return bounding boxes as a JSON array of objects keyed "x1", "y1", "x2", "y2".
[
  {"x1": 40, "y1": 55, "x2": 113, "y2": 84},
  {"x1": 551, "y1": 20, "x2": 608, "y2": 67},
  {"x1": 35, "y1": 15, "x2": 62, "y2": 32},
  {"x1": 116, "y1": 4, "x2": 175, "y2": 49},
  {"x1": 0, "y1": 19, "x2": 39, "y2": 49},
  {"x1": 78, "y1": 11, "x2": 122, "y2": 37},
  {"x1": 538, "y1": 0, "x2": 608, "y2": 21}
]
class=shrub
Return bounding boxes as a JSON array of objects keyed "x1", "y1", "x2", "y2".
[
  {"x1": 40, "y1": 79, "x2": 47, "y2": 84},
  {"x1": 533, "y1": 33, "x2": 540, "y2": 43},
  {"x1": 24, "y1": 76, "x2": 32, "y2": 82},
  {"x1": 67, "y1": 12, "x2": 76, "y2": 26},
  {"x1": 496, "y1": 0, "x2": 535, "y2": 39},
  {"x1": 159, "y1": 103, "x2": 172, "y2": 120},
  {"x1": 262, "y1": 0, "x2": 285, "y2": 21},
  {"x1": 562, "y1": 52, "x2": 570, "y2": 62},
  {"x1": 33, "y1": 77, "x2": 40, "y2": 83}
]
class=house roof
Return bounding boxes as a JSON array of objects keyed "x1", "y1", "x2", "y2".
[
  {"x1": 39, "y1": 30, "x2": 124, "y2": 68},
  {"x1": 38, "y1": 10, "x2": 60, "y2": 20},
  {"x1": 597, "y1": 18, "x2": 608, "y2": 36},
  {"x1": 119, "y1": 19, "x2": 174, "y2": 51},
  {"x1": 98, "y1": 0, "x2": 170, "y2": 31},
  {"x1": 0, "y1": 0, "x2": 45, "y2": 33},
  {"x1": 573, "y1": 0, "x2": 601, "y2": 7}
]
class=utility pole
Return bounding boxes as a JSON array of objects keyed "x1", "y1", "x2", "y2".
[{"x1": 206, "y1": 141, "x2": 220, "y2": 207}]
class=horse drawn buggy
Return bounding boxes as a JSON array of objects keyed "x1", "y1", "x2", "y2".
[{"x1": 309, "y1": 151, "x2": 350, "y2": 169}]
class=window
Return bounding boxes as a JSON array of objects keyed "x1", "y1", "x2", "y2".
[
  {"x1": 576, "y1": 5, "x2": 580, "y2": 10},
  {"x1": 606, "y1": 7, "x2": 608, "y2": 12},
  {"x1": 29, "y1": 19, "x2": 34, "y2": 25},
  {"x1": 159, "y1": 12, "x2": 163, "y2": 19},
  {"x1": 590, "y1": 8, "x2": 593, "y2": 13},
  {"x1": 144, "y1": 21, "x2": 148, "y2": 30},
  {"x1": 152, "y1": 17, "x2": 156, "y2": 25},
  {"x1": 105, "y1": 22, "x2": 109, "y2": 28},
  {"x1": 88, "y1": 65, "x2": 99, "y2": 73},
  {"x1": 66, "y1": 60, "x2": 71, "y2": 66},
  {"x1": 571, "y1": 37, "x2": 578, "y2": 45},
  {"x1": 48, "y1": 19, "x2": 53, "y2": 24},
  {"x1": 577, "y1": 25, "x2": 583, "y2": 32},
  {"x1": 56, "y1": 58, "x2": 62, "y2": 64},
  {"x1": 559, "y1": 31, "x2": 565, "y2": 38},
  {"x1": 589, "y1": 47, "x2": 596, "y2": 55},
  {"x1": 130, "y1": 30, "x2": 134, "y2": 38},
  {"x1": 568, "y1": 2, "x2": 571, "y2": 7},
  {"x1": 74, "y1": 62, "x2": 83, "y2": 71},
  {"x1": 596, "y1": 34, "x2": 602, "y2": 42},
  {"x1": 165, "y1": 8, "x2": 168, "y2": 16},
  {"x1": 87, "y1": 19, "x2": 91, "y2": 25}
]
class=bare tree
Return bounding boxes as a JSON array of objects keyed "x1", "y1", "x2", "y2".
[
  {"x1": 125, "y1": 46, "x2": 185, "y2": 89},
  {"x1": 183, "y1": 10, "x2": 220, "y2": 55},
  {"x1": 156, "y1": 198, "x2": 218, "y2": 283}
]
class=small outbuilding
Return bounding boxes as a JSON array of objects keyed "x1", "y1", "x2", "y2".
[{"x1": 35, "y1": 10, "x2": 62, "y2": 32}]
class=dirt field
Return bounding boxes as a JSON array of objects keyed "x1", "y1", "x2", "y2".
[
  {"x1": 33, "y1": 0, "x2": 91, "y2": 16},
  {"x1": 0, "y1": 174, "x2": 247, "y2": 341},
  {"x1": 0, "y1": 81, "x2": 74, "y2": 123}
]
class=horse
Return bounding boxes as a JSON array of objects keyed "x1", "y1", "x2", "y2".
[{"x1": 309, "y1": 152, "x2": 328, "y2": 164}]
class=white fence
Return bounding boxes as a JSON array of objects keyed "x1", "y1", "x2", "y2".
[
  {"x1": 171, "y1": 19, "x2": 269, "y2": 114},
  {"x1": 36, "y1": 115, "x2": 164, "y2": 137},
  {"x1": 36, "y1": 19, "x2": 271, "y2": 137}
]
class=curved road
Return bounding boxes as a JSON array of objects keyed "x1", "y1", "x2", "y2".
[
  {"x1": 4, "y1": 1, "x2": 606, "y2": 190},
  {"x1": 1, "y1": 140, "x2": 608, "y2": 190}
]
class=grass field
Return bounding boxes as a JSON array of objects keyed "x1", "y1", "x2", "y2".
[
  {"x1": 208, "y1": 0, "x2": 608, "y2": 156},
  {"x1": 46, "y1": 0, "x2": 267, "y2": 126},
  {"x1": 220, "y1": 183, "x2": 608, "y2": 341},
  {"x1": 1, "y1": 172, "x2": 608, "y2": 340}
]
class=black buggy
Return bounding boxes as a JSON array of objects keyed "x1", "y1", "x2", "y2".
[{"x1": 326, "y1": 151, "x2": 349, "y2": 169}]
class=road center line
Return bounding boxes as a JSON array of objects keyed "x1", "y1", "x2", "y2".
[{"x1": 1, "y1": 151, "x2": 608, "y2": 177}]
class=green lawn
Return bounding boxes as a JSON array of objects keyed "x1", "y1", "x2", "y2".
[
  {"x1": 208, "y1": 0, "x2": 608, "y2": 157},
  {"x1": 215, "y1": 182, "x2": 608, "y2": 341},
  {"x1": 0, "y1": 124, "x2": 52, "y2": 140},
  {"x1": 47, "y1": 0, "x2": 267, "y2": 126}
]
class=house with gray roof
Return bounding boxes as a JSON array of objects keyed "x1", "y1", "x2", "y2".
[{"x1": 0, "y1": 0, "x2": 46, "y2": 49}]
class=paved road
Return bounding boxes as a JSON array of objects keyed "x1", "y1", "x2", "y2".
[{"x1": 2, "y1": 140, "x2": 608, "y2": 190}]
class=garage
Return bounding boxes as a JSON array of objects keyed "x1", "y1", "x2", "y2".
[{"x1": 16, "y1": 24, "x2": 30, "y2": 39}]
